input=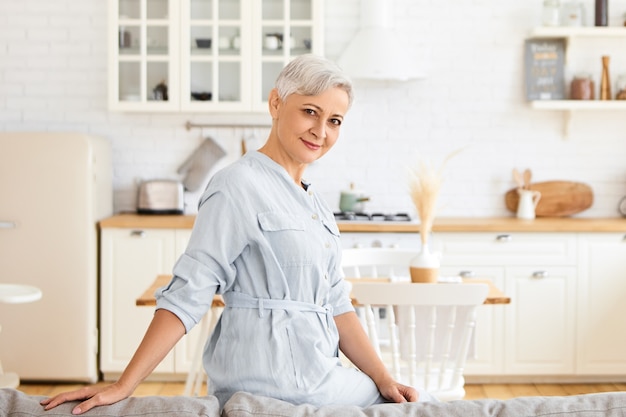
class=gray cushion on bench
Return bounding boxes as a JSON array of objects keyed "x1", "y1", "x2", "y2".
[
  {"x1": 222, "y1": 390, "x2": 626, "y2": 417},
  {"x1": 0, "y1": 388, "x2": 220, "y2": 417},
  {"x1": 2, "y1": 388, "x2": 626, "y2": 417}
]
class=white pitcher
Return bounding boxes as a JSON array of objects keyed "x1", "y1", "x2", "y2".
[{"x1": 517, "y1": 189, "x2": 541, "y2": 220}]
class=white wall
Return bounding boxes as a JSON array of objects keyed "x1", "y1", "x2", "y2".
[{"x1": 1, "y1": 0, "x2": 625, "y2": 218}]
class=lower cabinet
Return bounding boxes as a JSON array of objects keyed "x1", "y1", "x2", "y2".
[
  {"x1": 100, "y1": 227, "x2": 199, "y2": 381},
  {"x1": 100, "y1": 226, "x2": 626, "y2": 381},
  {"x1": 438, "y1": 232, "x2": 578, "y2": 377},
  {"x1": 503, "y1": 266, "x2": 576, "y2": 375},
  {"x1": 576, "y1": 233, "x2": 626, "y2": 375}
]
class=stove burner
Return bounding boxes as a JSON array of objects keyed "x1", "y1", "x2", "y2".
[
  {"x1": 334, "y1": 211, "x2": 372, "y2": 221},
  {"x1": 334, "y1": 212, "x2": 412, "y2": 222},
  {"x1": 371, "y1": 212, "x2": 412, "y2": 222}
]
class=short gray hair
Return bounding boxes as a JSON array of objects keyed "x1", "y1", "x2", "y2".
[{"x1": 274, "y1": 54, "x2": 354, "y2": 108}]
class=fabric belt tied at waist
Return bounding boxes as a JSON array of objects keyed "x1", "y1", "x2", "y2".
[{"x1": 223, "y1": 291, "x2": 333, "y2": 328}]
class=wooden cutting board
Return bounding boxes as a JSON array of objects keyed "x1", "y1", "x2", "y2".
[{"x1": 505, "y1": 181, "x2": 593, "y2": 217}]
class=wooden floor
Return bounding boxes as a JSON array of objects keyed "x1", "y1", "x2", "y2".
[{"x1": 15, "y1": 381, "x2": 626, "y2": 400}]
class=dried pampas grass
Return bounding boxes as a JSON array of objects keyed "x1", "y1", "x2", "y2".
[{"x1": 409, "y1": 149, "x2": 462, "y2": 245}]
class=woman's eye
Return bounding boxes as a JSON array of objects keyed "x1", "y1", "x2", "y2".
[
  {"x1": 329, "y1": 118, "x2": 342, "y2": 126},
  {"x1": 304, "y1": 108, "x2": 316, "y2": 115}
]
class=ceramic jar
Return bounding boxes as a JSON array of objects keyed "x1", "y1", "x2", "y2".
[
  {"x1": 570, "y1": 74, "x2": 595, "y2": 100},
  {"x1": 409, "y1": 244, "x2": 440, "y2": 283}
]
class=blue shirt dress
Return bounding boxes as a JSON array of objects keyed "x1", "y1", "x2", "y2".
[{"x1": 155, "y1": 151, "x2": 384, "y2": 407}]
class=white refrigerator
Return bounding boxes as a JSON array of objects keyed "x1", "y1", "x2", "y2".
[{"x1": 0, "y1": 132, "x2": 112, "y2": 382}]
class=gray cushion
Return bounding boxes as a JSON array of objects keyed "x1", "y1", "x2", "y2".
[
  {"x1": 222, "y1": 390, "x2": 626, "y2": 417},
  {"x1": 3, "y1": 388, "x2": 626, "y2": 417},
  {"x1": 0, "y1": 388, "x2": 220, "y2": 417}
]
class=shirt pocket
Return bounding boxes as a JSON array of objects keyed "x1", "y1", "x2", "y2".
[
  {"x1": 258, "y1": 211, "x2": 306, "y2": 232},
  {"x1": 257, "y1": 211, "x2": 310, "y2": 267}
]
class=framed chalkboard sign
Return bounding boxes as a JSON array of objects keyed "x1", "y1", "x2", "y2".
[{"x1": 524, "y1": 39, "x2": 566, "y2": 100}]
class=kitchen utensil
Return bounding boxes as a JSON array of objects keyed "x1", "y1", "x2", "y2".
[
  {"x1": 512, "y1": 169, "x2": 524, "y2": 189},
  {"x1": 339, "y1": 183, "x2": 370, "y2": 212},
  {"x1": 177, "y1": 136, "x2": 226, "y2": 192},
  {"x1": 523, "y1": 169, "x2": 532, "y2": 189},
  {"x1": 600, "y1": 55, "x2": 611, "y2": 100},
  {"x1": 516, "y1": 189, "x2": 542, "y2": 220},
  {"x1": 505, "y1": 181, "x2": 593, "y2": 217},
  {"x1": 195, "y1": 38, "x2": 212, "y2": 48},
  {"x1": 264, "y1": 34, "x2": 280, "y2": 50}
]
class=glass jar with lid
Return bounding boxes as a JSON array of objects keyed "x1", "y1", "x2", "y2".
[
  {"x1": 542, "y1": 0, "x2": 561, "y2": 26},
  {"x1": 616, "y1": 74, "x2": 626, "y2": 100},
  {"x1": 570, "y1": 74, "x2": 595, "y2": 100},
  {"x1": 562, "y1": 1, "x2": 585, "y2": 26}
]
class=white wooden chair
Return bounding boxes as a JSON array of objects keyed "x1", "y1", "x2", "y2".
[
  {"x1": 0, "y1": 284, "x2": 42, "y2": 389},
  {"x1": 341, "y1": 248, "x2": 416, "y2": 281},
  {"x1": 350, "y1": 281, "x2": 488, "y2": 401}
]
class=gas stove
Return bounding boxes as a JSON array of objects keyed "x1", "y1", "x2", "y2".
[{"x1": 333, "y1": 212, "x2": 412, "y2": 222}]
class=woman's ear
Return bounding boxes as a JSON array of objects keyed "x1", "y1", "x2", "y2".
[{"x1": 268, "y1": 88, "x2": 281, "y2": 119}]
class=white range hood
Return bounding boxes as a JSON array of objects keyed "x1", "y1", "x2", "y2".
[{"x1": 337, "y1": 0, "x2": 425, "y2": 82}]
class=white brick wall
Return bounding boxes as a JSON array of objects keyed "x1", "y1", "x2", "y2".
[{"x1": 1, "y1": 0, "x2": 625, "y2": 218}]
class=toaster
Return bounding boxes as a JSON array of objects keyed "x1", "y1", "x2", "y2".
[{"x1": 137, "y1": 180, "x2": 184, "y2": 214}]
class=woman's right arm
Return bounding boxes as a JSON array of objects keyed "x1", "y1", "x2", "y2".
[{"x1": 40, "y1": 309, "x2": 186, "y2": 415}]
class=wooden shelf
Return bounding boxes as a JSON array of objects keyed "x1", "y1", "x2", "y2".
[
  {"x1": 530, "y1": 100, "x2": 626, "y2": 110},
  {"x1": 529, "y1": 26, "x2": 626, "y2": 39}
]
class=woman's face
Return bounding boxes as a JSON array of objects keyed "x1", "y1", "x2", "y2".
[{"x1": 269, "y1": 86, "x2": 350, "y2": 165}]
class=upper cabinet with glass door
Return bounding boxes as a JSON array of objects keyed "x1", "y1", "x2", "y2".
[
  {"x1": 109, "y1": 0, "x2": 323, "y2": 113},
  {"x1": 181, "y1": 0, "x2": 323, "y2": 113},
  {"x1": 109, "y1": 0, "x2": 180, "y2": 111},
  {"x1": 250, "y1": 0, "x2": 323, "y2": 112},
  {"x1": 181, "y1": 0, "x2": 250, "y2": 112}
]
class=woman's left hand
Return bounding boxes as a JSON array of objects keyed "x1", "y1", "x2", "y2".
[{"x1": 377, "y1": 379, "x2": 419, "y2": 403}]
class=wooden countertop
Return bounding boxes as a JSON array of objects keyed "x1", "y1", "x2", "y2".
[{"x1": 101, "y1": 213, "x2": 626, "y2": 233}]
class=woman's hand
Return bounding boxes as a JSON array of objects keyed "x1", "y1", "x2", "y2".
[
  {"x1": 376, "y1": 377, "x2": 419, "y2": 403},
  {"x1": 40, "y1": 382, "x2": 132, "y2": 415},
  {"x1": 41, "y1": 309, "x2": 187, "y2": 415}
]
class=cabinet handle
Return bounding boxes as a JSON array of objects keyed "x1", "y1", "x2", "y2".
[
  {"x1": 0, "y1": 221, "x2": 17, "y2": 229},
  {"x1": 532, "y1": 270, "x2": 548, "y2": 279},
  {"x1": 496, "y1": 234, "x2": 512, "y2": 242},
  {"x1": 459, "y1": 270, "x2": 476, "y2": 278},
  {"x1": 371, "y1": 240, "x2": 383, "y2": 248},
  {"x1": 130, "y1": 230, "x2": 146, "y2": 238}
]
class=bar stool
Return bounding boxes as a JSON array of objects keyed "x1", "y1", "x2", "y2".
[{"x1": 0, "y1": 284, "x2": 42, "y2": 389}]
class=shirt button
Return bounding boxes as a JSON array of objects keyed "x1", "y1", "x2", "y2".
[
  {"x1": 308, "y1": 190, "x2": 313, "y2": 196},
  {"x1": 312, "y1": 214, "x2": 319, "y2": 220},
  {"x1": 325, "y1": 242, "x2": 330, "y2": 248},
  {"x1": 324, "y1": 273, "x2": 328, "y2": 280}
]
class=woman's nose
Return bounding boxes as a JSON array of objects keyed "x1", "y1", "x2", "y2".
[{"x1": 310, "y1": 121, "x2": 326, "y2": 139}]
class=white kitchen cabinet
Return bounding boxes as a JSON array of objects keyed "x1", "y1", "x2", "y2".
[
  {"x1": 109, "y1": 0, "x2": 323, "y2": 113},
  {"x1": 100, "y1": 227, "x2": 198, "y2": 380},
  {"x1": 108, "y1": 0, "x2": 181, "y2": 111},
  {"x1": 577, "y1": 233, "x2": 626, "y2": 375},
  {"x1": 437, "y1": 232, "x2": 577, "y2": 376},
  {"x1": 503, "y1": 266, "x2": 576, "y2": 375}
]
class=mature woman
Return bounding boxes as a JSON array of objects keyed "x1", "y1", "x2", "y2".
[{"x1": 42, "y1": 54, "x2": 434, "y2": 415}]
